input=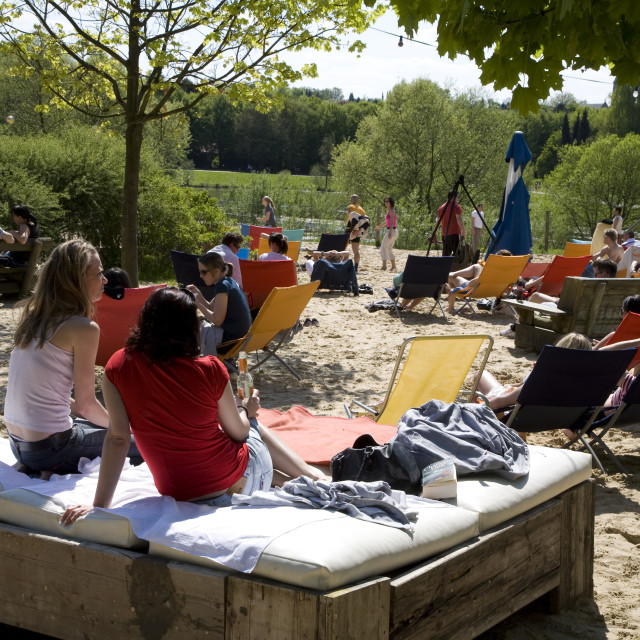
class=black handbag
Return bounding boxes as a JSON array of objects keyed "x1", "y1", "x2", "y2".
[{"x1": 330, "y1": 434, "x2": 422, "y2": 495}]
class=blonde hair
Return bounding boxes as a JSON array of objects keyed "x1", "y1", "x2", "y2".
[
  {"x1": 555, "y1": 332, "x2": 593, "y2": 351},
  {"x1": 14, "y1": 239, "x2": 99, "y2": 348},
  {"x1": 262, "y1": 196, "x2": 274, "y2": 208},
  {"x1": 199, "y1": 251, "x2": 233, "y2": 278},
  {"x1": 604, "y1": 228, "x2": 618, "y2": 242}
]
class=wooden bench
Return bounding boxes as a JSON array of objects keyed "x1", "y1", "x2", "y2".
[
  {"x1": 503, "y1": 276, "x2": 640, "y2": 352},
  {"x1": 0, "y1": 480, "x2": 594, "y2": 640},
  {"x1": 0, "y1": 237, "x2": 54, "y2": 298}
]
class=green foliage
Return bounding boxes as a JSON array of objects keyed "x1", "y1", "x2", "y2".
[
  {"x1": 385, "y1": 0, "x2": 640, "y2": 113},
  {"x1": 535, "y1": 130, "x2": 562, "y2": 178},
  {"x1": 604, "y1": 85, "x2": 640, "y2": 138}
]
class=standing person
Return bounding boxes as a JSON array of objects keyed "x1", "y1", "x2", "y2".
[
  {"x1": 257, "y1": 196, "x2": 277, "y2": 227},
  {"x1": 3, "y1": 239, "x2": 142, "y2": 476},
  {"x1": 471, "y1": 203, "x2": 485, "y2": 256},
  {"x1": 187, "y1": 251, "x2": 252, "y2": 356},
  {"x1": 0, "y1": 204, "x2": 41, "y2": 267},
  {"x1": 61, "y1": 287, "x2": 328, "y2": 524},
  {"x1": 437, "y1": 191, "x2": 465, "y2": 257},
  {"x1": 346, "y1": 194, "x2": 369, "y2": 271},
  {"x1": 612, "y1": 206, "x2": 623, "y2": 235},
  {"x1": 208, "y1": 232, "x2": 244, "y2": 288},
  {"x1": 374, "y1": 196, "x2": 398, "y2": 271},
  {"x1": 258, "y1": 232, "x2": 291, "y2": 261}
]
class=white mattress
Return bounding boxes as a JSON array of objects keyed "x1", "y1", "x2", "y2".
[{"x1": 446, "y1": 445, "x2": 592, "y2": 531}]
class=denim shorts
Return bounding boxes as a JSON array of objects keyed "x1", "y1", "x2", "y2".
[
  {"x1": 198, "y1": 418, "x2": 273, "y2": 508},
  {"x1": 9, "y1": 419, "x2": 142, "y2": 475}
]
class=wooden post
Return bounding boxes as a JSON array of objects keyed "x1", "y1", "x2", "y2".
[{"x1": 545, "y1": 211, "x2": 550, "y2": 253}]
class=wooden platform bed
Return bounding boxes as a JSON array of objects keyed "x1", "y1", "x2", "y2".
[{"x1": 0, "y1": 480, "x2": 594, "y2": 640}]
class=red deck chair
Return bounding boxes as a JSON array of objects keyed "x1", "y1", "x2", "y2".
[
  {"x1": 536, "y1": 255, "x2": 591, "y2": 297},
  {"x1": 520, "y1": 262, "x2": 550, "y2": 280},
  {"x1": 94, "y1": 284, "x2": 167, "y2": 366},
  {"x1": 239, "y1": 258, "x2": 297, "y2": 311},
  {"x1": 247, "y1": 225, "x2": 283, "y2": 251},
  {"x1": 601, "y1": 311, "x2": 640, "y2": 370}
]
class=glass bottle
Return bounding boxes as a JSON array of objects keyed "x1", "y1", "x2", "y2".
[{"x1": 236, "y1": 351, "x2": 254, "y2": 400}]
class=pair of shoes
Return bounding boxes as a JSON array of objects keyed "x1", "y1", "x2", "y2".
[
  {"x1": 303, "y1": 318, "x2": 319, "y2": 327},
  {"x1": 499, "y1": 326, "x2": 516, "y2": 339},
  {"x1": 358, "y1": 284, "x2": 374, "y2": 295}
]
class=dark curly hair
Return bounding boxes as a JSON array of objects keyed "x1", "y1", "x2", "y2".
[{"x1": 126, "y1": 287, "x2": 201, "y2": 362}]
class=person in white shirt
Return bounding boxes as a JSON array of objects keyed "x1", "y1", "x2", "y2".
[
  {"x1": 207, "y1": 232, "x2": 244, "y2": 288},
  {"x1": 471, "y1": 203, "x2": 485, "y2": 256},
  {"x1": 258, "y1": 232, "x2": 291, "y2": 261}
]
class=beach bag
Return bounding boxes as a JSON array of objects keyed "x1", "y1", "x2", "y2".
[
  {"x1": 330, "y1": 434, "x2": 422, "y2": 495},
  {"x1": 452, "y1": 240, "x2": 473, "y2": 270}
]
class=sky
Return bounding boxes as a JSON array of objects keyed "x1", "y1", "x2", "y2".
[{"x1": 290, "y1": 11, "x2": 615, "y2": 106}]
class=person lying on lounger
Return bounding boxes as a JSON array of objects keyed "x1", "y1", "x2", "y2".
[{"x1": 61, "y1": 286, "x2": 327, "y2": 525}]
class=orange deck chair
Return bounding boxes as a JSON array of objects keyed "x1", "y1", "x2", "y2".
[
  {"x1": 534, "y1": 255, "x2": 592, "y2": 297},
  {"x1": 601, "y1": 311, "x2": 640, "y2": 370},
  {"x1": 563, "y1": 242, "x2": 592, "y2": 258},
  {"x1": 239, "y1": 258, "x2": 298, "y2": 311}
]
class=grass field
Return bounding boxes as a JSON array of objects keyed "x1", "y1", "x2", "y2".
[{"x1": 186, "y1": 170, "x2": 331, "y2": 190}]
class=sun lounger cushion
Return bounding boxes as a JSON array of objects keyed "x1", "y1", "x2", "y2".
[
  {"x1": 446, "y1": 445, "x2": 592, "y2": 531},
  {"x1": 0, "y1": 488, "x2": 147, "y2": 549},
  {"x1": 148, "y1": 501, "x2": 480, "y2": 591}
]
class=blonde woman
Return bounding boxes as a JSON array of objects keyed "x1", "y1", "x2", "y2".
[{"x1": 4, "y1": 239, "x2": 142, "y2": 475}]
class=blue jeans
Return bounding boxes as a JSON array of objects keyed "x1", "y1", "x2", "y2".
[
  {"x1": 198, "y1": 419, "x2": 273, "y2": 507},
  {"x1": 9, "y1": 419, "x2": 142, "y2": 475}
]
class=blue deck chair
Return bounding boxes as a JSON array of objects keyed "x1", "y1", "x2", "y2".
[
  {"x1": 310, "y1": 258, "x2": 358, "y2": 296},
  {"x1": 170, "y1": 250, "x2": 216, "y2": 300},
  {"x1": 388, "y1": 255, "x2": 454, "y2": 321},
  {"x1": 282, "y1": 229, "x2": 305, "y2": 243},
  {"x1": 317, "y1": 232, "x2": 350, "y2": 252},
  {"x1": 240, "y1": 223, "x2": 250, "y2": 236},
  {"x1": 501, "y1": 345, "x2": 635, "y2": 473}
]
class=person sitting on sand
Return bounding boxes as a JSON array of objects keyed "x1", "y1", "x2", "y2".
[
  {"x1": 61, "y1": 287, "x2": 327, "y2": 525},
  {"x1": 305, "y1": 249, "x2": 350, "y2": 275},
  {"x1": 4, "y1": 239, "x2": 142, "y2": 477},
  {"x1": 258, "y1": 232, "x2": 291, "y2": 261},
  {"x1": 207, "y1": 232, "x2": 245, "y2": 288}
]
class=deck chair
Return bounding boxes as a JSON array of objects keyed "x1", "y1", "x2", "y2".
[
  {"x1": 94, "y1": 284, "x2": 167, "y2": 366},
  {"x1": 240, "y1": 223, "x2": 250, "y2": 236},
  {"x1": 282, "y1": 229, "x2": 305, "y2": 243},
  {"x1": 500, "y1": 345, "x2": 635, "y2": 474},
  {"x1": 248, "y1": 225, "x2": 282, "y2": 250},
  {"x1": 239, "y1": 258, "x2": 298, "y2": 311},
  {"x1": 521, "y1": 262, "x2": 550, "y2": 280},
  {"x1": 534, "y1": 255, "x2": 592, "y2": 297},
  {"x1": 454, "y1": 254, "x2": 530, "y2": 315},
  {"x1": 391, "y1": 255, "x2": 454, "y2": 320},
  {"x1": 344, "y1": 334, "x2": 494, "y2": 426},
  {"x1": 257, "y1": 237, "x2": 301, "y2": 261},
  {"x1": 316, "y1": 232, "x2": 350, "y2": 252},
  {"x1": 310, "y1": 258, "x2": 358, "y2": 295},
  {"x1": 170, "y1": 250, "x2": 216, "y2": 300},
  {"x1": 601, "y1": 311, "x2": 640, "y2": 369},
  {"x1": 574, "y1": 373, "x2": 640, "y2": 474},
  {"x1": 563, "y1": 242, "x2": 592, "y2": 257},
  {"x1": 217, "y1": 281, "x2": 320, "y2": 379},
  {"x1": 591, "y1": 221, "x2": 613, "y2": 256}
]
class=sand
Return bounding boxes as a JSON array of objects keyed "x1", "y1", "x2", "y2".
[{"x1": 0, "y1": 243, "x2": 638, "y2": 639}]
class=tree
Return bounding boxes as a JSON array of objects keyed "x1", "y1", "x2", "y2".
[
  {"x1": 579, "y1": 109, "x2": 591, "y2": 144},
  {"x1": 386, "y1": 0, "x2": 640, "y2": 113},
  {"x1": 606, "y1": 84, "x2": 640, "y2": 138},
  {"x1": 561, "y1": 113, "x2": 572, "y2": 146},
  {"x1": 572, "y1": 114, "x2": 580, "y2": 144},
  {"x1": 0, "y1": 1, "x2": 378, "y2": 283}
]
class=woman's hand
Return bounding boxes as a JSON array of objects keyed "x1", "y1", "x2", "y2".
[
  {"x1": 185, "y1": 284, "x2": 203, "y2": 303},
  {"x1": 60, "y1": 504, "x2": 94, "y2": 526}
]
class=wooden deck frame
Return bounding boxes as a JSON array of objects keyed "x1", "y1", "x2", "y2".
[
  {"x1": 0, "y1": 238, "x2": 54, "y2": 298},
  {"x1": 0, "y1": 480, "x2": 594, "y2": 640}
]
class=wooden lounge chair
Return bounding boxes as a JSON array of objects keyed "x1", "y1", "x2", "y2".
[
  {"x1": 499, "y1": 345, "x2": 635, "y2": 473},
  {"x1": 239, "y1": 258, "x2": 298, "y2": 311},
  {"x1": 217, "y1": 281, "x2": 320, "y2": 379},
  {"x1": 170, "y1": 249, "x2": 216, "y2": 300},
  {"x1": 531, "y1": 254, "x2": 591, "y2": 297},
  {"x1": 94, "y1": 284, "x2": 167, "y2": 367},
  {"x1": 391, "y1": 254, "x2": 454, "y2": 320},
  {"x1": 453, "y1": 254, "x2": 530, "y2": 315},
  {"x1": 345, "y1": 334, "x2": 493, "y2": 426}
]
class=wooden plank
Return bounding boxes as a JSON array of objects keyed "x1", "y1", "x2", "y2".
[
  {"x1": 514, "y1": 323, "x2": 560, "y2": 352},
  {"x1": 0, "y1": 522, "x2": 227, "y2": 640},
  {"x1": 389, "y1": 500, "x2": 562, "y2": 640},
  {"x1": 319, "y1": 578, "x2": 390, "y2": 640}
]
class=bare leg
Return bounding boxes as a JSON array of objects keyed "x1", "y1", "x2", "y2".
[
  {"x1": 381, "y1": 260, "x2": 387, "y2": 270},
  {"x1": 476, "y1": 370, "x2": 504, "y2": 396},
  {"x1": 528, "y1": 292, "x2": 559, "y2": 305},
  {"x1": 390, "y1": 259, "x2": 396, "y2": 270},
  {"x1": 352, "y1": 241, "x2": 360, "y2": 266},
  {"x1": 259, "y1": 422, "x2": 328, "y2": 481}
]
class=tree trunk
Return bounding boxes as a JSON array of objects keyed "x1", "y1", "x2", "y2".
[{"x1": 121, "y1": 119, "x2": 143, "y2": 286}]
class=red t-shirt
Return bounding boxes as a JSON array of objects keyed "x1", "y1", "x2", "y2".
[
  {"x1": 437, "y1": 201, "x2": 463, "y2": 236},
  {"x1": 105, "y1": 350, "x2": 249, "y2": 501}
]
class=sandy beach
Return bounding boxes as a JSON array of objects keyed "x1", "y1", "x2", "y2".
[{"x1": 0, "y1": 243, "x2": 638, "y2": 639}]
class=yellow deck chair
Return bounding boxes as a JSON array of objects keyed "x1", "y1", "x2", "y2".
[
  {"x1": 217, "y1": 280, "x2": 319, "y2": 379},
  {"x1": 563, "y1": 242, "x2": 592, "y2": 257},
  {"x1": 257, "y1": 237, "x2": 301, "y2": 261},
  {"x1": 591, "y1": 221, "x2": 613, "y2": 256},
  {"x1": 344, "y1": 334, "x2": 494, "y2": 426},
  {"x1": 454, "y1": 254, "x2": 530, "y2": 315}
]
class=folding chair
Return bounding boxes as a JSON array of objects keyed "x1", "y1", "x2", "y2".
[
  {"x1": 170, "y1": 250, "x2": 216, "y2": 300},
  {"x1": 257, "y1": 237, "x2": 301, "y2": 261},
  {"x1": 310, "y1": 258, "x2": 358, "y2": 295},
  {"x1": 94, "y1": 284, "x2": 167, "y2": 366},
  {"x1": 248, "y1": 225, "x2": 283, "y2": 250},
  {"x1": 344, "y1": 334, "x2": 494, "y2": 426},
  {"x1": 217, "y1": 281, "x2": 320, "y2": 380},
  {"x1": 454, "y1": 254, "x2": 529, "y2": 315},
  {"x1": 533, "y1": 255, "x2": 592, "y2": 297},
  {"x1": 520, "y1": 262, "x2": 550, "y2": 280},
  {"x1": 601, "y1": 311, "x2": 640, "y2": 370},
  {"x1": 391, "y1": 255, "x2": 454, "y2": 320},
  {"x1": 500, "y1": 345, "x2": 635, "y2": 474},
  {"x1": 240, "y1": 223, "x2": 251, "y2": 236},
  {"x1": 574, "y1": 374, "x2": 640, "y2": 473},
  {"x1": 282, "y1": 229, "x2": 305, "y2": 243},
  {"x1": 316, "y1": 232, "x2": 350, "y2": 252},
  {"x1": 562, "y1": 242, "x2": 592, "y2": 257},
  {"x1": 239, "y1": 258, "x2": 298, "y2": 311}
]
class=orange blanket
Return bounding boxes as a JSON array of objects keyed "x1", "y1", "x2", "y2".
[{"x1": 257, "y1": 405, "x2": 397, "y2": 465}]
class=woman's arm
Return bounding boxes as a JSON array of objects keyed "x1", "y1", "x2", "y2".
[
  {"x1": 217, "y1": 382, "x2": 253, "y2": 441},
  {"x1": 0, "y1": 227, "x2": 15, "y2": 243},
  {"x1": 10, "y1": 223, "x2": 30, "y2": 244},
  {"x1": 70, "y1": 320, "x2": 110, "y2": 427},
  {"x1": 60, "y1": 376, "x2": 132, "y2": 525},
  {"x1": 598, "y1": 338, "x2": 640, "y2": 351},
  {"x1": 209, "y1": 292, "x2": 228, "y2": 327},
  {"x1": 524, "y1": 275, "x2": 544, "y2": 291}
]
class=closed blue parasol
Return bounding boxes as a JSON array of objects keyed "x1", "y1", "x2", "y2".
[{"x1": 486, "y1": 131, "x2": 533, "y2": 258}]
